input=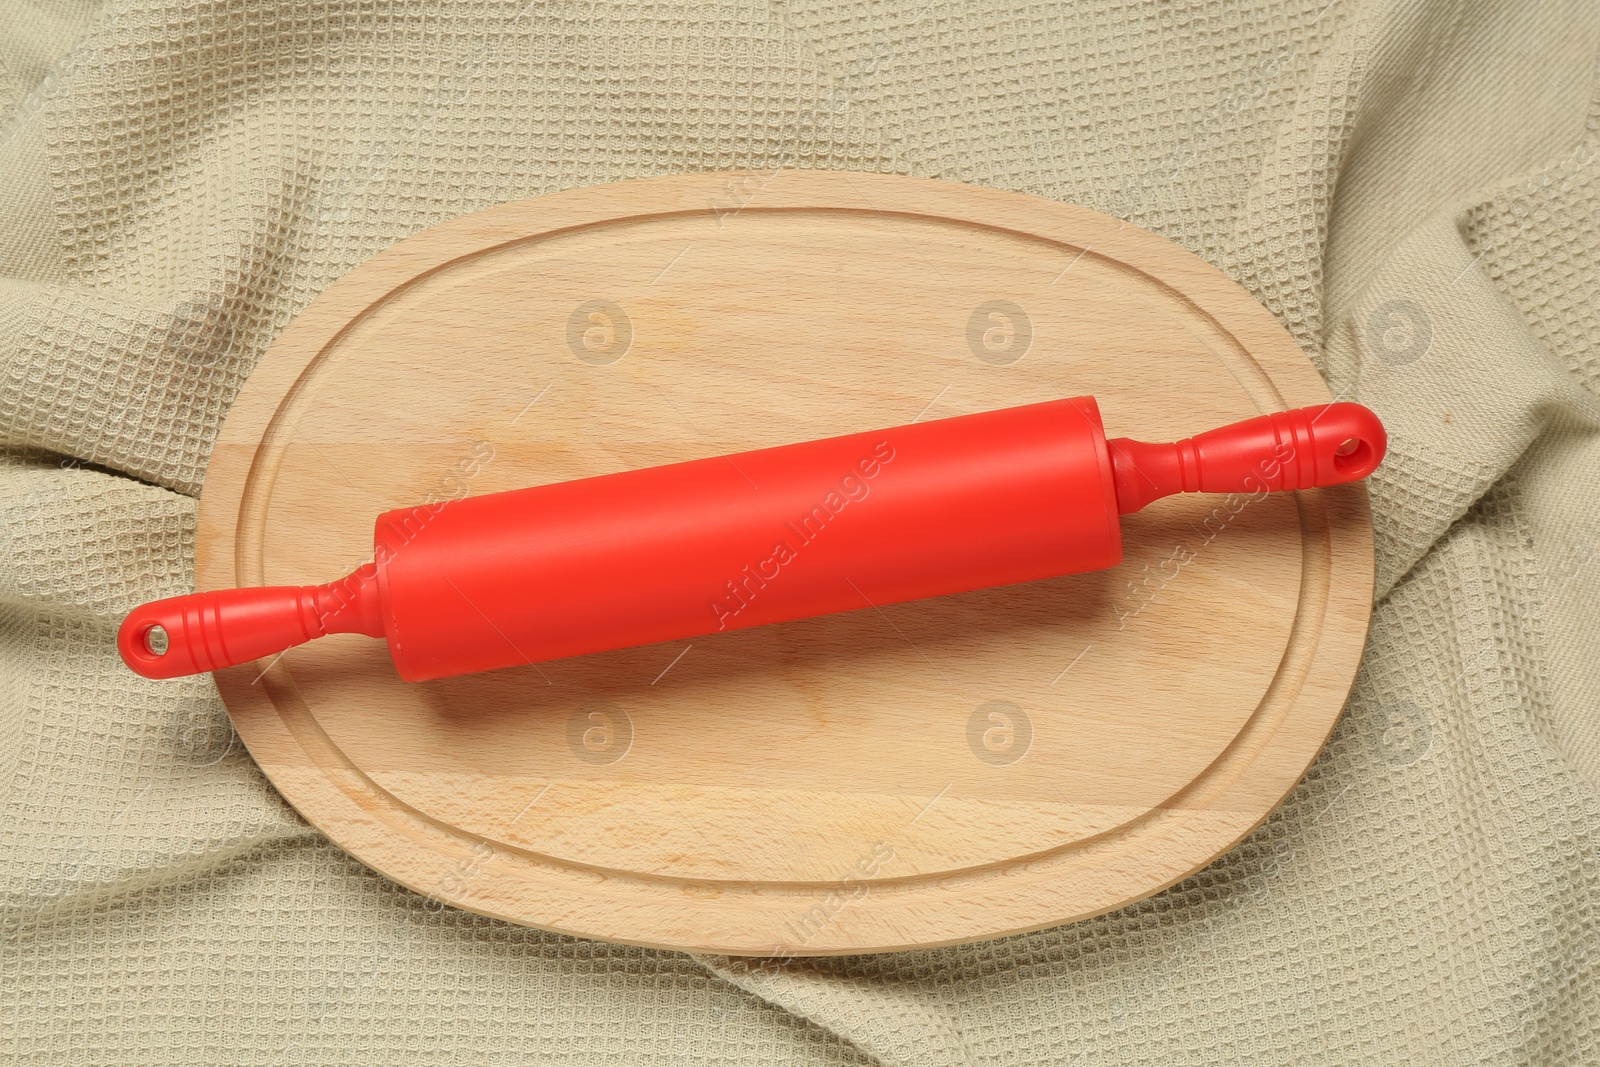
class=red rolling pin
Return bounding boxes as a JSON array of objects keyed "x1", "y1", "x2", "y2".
[{"x1": 117, "y1": 397, "x2": 1384, "y2": 682}]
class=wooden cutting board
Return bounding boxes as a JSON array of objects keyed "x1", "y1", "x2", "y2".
[{"x1": 200, "y1": 171, "x2": 1373, "y2": 955}]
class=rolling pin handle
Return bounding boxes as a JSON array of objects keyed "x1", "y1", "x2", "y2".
[
  {"x1": 116, "y1": 566, "x2": 385, "y2": 680},
  {"x1": 1107, "y1": 401, "x2": 1386, "y2": 514}
]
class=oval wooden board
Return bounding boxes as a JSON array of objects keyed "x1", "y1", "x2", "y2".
[{"x1": 200, "y1": 171, "x2": 1373, "y2": 955}]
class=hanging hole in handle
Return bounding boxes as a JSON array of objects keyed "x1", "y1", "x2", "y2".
[
  {"x1": 1332, "y1": 437, "x2": 1376, "y2": 478},
  {"x1": 144, "y1": 624, "x2": 169, "y2": 656}
]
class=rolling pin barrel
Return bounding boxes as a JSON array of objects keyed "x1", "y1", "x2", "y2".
[
  {"x1": 375, "y1": 396, "x2": 1121, "y2": 681},
  {"x1": 116, "y1": 397, "x2": 1385, "y2": 682}
]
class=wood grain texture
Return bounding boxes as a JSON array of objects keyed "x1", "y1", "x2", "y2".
[{"x1": 198, "y1": 171, "x2": 1374, "y2": 954}]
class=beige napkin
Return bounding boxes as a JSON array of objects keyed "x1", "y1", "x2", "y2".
[{"x1": 3, "y1": 1, "x2": 1596, "y2": 1062}]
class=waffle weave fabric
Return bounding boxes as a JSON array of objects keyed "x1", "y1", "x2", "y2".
[{"x1": 2, "y1": 1, "x2": 1598, "y2": 1064}]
